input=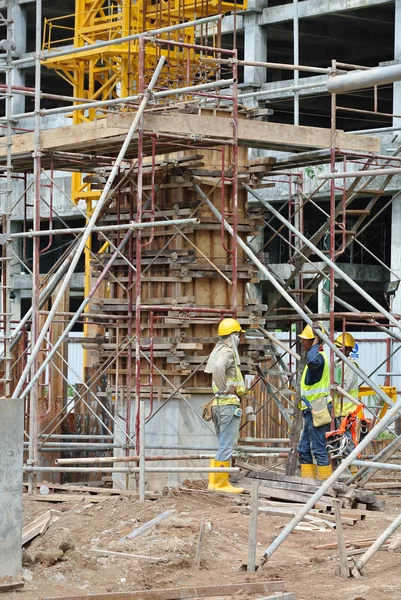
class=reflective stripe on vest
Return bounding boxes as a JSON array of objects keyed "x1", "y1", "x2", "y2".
[
  {"x1": 299, "y1": 351, "x2": 330, "y2": 410},
  {"x1": 334, "y1": 360, "x2": 359, "y2": 417},
  {"x1": 212, "y1": 354, "x2": 245, "y2": 405}
]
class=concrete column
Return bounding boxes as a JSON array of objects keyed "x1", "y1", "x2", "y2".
[
  {"x1": 11, "y1": 1, "x2": 27, "y2": 115},
  {"x1": 243, "y1": 0, "x2": 268, "y2": 106},
  {"x1": 390, "y1": 195, "x2": 401, "y2": 418},
  {"x1": 0, "y1": 398, "x2": 23, "y2": 577},
  {"x1": 394, "y1": 0, "x2": 401, "y2": 125},
  {"x1": 391, "y1": 194, "x2": 401, "y2": 313}
]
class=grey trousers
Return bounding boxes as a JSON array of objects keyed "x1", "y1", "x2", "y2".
[{"x1": 212, "y1": 404, "x2": 242, "y2": 461}]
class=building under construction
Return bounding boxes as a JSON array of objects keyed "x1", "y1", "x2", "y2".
[{"x1": 1, "y1": 0, "x2": 401, "y2": 597}]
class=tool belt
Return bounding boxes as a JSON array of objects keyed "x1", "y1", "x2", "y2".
[
  {"x1": 202, "y1": 397, "x2": 215, "y2": 422},
  {"x1": 302, "y1": 396, "x2": 332, "y2": 427}
]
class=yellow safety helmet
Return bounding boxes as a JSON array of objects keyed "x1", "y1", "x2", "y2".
[
  {"x1": 298, "y1": 323, "x2": 324, "y2": 340},
  {"x1": 218, "y1": 318, "x2": 243, "y2": 337},
  {"x1": 334, "y1": 332, "x2": 355, "y2": 349}
]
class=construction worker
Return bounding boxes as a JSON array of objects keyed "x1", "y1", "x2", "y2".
[
  {"x1": 205, "y1": 318, "x2": 246, "y2": 494},
  {"x1": 334, "y1": 332, "x2": 359, "y2": 472},
  {"x1": 297, "y1": 323, "x2": 332, "y2": 481}
]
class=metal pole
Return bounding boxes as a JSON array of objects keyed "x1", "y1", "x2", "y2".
[
  {"x1": 13, "y1": 14, "x2": 223, "y2": 66},
  {"x1": 351, "y1": 512, "x2": 401, "y2": 577},
  {"x1": 317, "y1": 167, "x2": 401, "y2": 180},
  {"x1": 196, "y1": 182, "x2": 399, "y2": 409},
  {"x1": 10, "y1": 218, "x2": 198, "y2": 238},
  {"x1": 351, "y1": 460, "x2": 401, "y2": 471},
  {"x1": 3, "y1": 0, "x2": 13, "y2": 398},
  {"x1": 27, "y1": 0, "x2": 42, "y2": 494},
  {"x1": 244, "y1": 185, "x2": 401, "y2": 336},
  {"x1": 293, "y1": 0, "x2": 299, "y2": 125},
  {"x1": 1, "y1": 77, "x2": 235, "y2": 122},
  {"x1": 23, "y1": 466, "x2": 239, "y2": 474},
  {"x1": 259, "y1": 393, "x2": 401, "y2": 563},
  {"x1": 247, "y1": 481, "x2": 260, "y2": 572},
  {"x1": 13, "y1": 56, "x2": 166, "y2": 399},
  {"x1": 239, "y1": 80, "x2": 327, "y2": 101},
  {"x1": 327, "y1": 63, "x2": 401, "y2": 93}
]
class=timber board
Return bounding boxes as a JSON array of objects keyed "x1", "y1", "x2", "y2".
[{"x1": 0, "y1": 111, "x2": 380, "y2": 173}]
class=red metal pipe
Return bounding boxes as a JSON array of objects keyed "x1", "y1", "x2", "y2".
[
  {"x1": 144, "y1": 36, "x2": 236, "y2": 56},
  {"x1": 40, "y1": 155, "x2": 54, "y2": 255}
]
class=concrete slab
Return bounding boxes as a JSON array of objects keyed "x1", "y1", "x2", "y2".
[{"x1": 0, "y1": 398, "x2": 24, "y2": 577}]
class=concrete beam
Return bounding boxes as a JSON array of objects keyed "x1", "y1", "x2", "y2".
[
  {"x1": 258, "y1": 74, "x2": 328, "y2": 101},
  {"x1": 263, "y1": 262, "x2": 387, "y2": 283},
  {"x1": 0, "y1": 398, "x2": 23, "y2": 578},
  {"x1": 260, "y1": 0, "x2": 394, "y2": 26},
  {"x1": 14, "y1": 272, "x2": 84, "y2": 291}
]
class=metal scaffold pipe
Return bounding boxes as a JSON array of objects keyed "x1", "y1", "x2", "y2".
[
  {"x1": 195, "y1": 182, "x2": 398, "y2": 408},
  {"x1": 317, "y1": 167, "x2": 401, "y2": 179},
  {"x1": 194, "y1": 182, "x2": 401, "y2": 563},
  {"x1": 10, "y1": 218, "x2": 199, "y2": 239},
  {"x1": 13, "y1": 14, "x2": 223, "y2": 67},
  {"x1": 14, "y1": 55, "x2": 167, "y2": 400},
  {"x1": 327, "y1": 64, "x2": 401, "y2": 93},
  {"x1": 23, "y1": 466, "x2": 239, "y2": 474},
  {"x1": 352, "y1": 460, "x2": 401, "y2": 471},
  {"x1": 0, "y1": 77, "x2": 236, "y2": 123},
  {"x1": 244, "y1": 185, "x2": 401, "y2": 336}
]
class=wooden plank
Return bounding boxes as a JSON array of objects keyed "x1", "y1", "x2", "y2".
[
  {"x1": 90, "y1": 549, "x2": 168, "y2": 563},
  {"x1": 43, "y1": 581, "x2": 287, "y2": 600},
  {"x1": 27, "y1": 483, "x2": 159, "y2": 497},
  {"x1": 333, "y1": 499, "x2": 350, "y2": 578},
  {"x1": 241, "y1": 478, "x2": 334, "y2": 506},
  {"x1": 108, "y1": 113, "x2": 381, "y2": 153},
  {"x1": 0, "y1": 581, "x2": 24, "y2": 593},
  {"x1": 195, "y1": 521, "x2": 210, "y2": 569},
  {"x1": 0, "y1": 112, "x2": 380, "y2": 167},
  {"x1": 313, "y1": 537, "x2": 380, "y2": 550},
  {"x1": 245, "y1": 472, "x2": 320, "y2": 494},
  {"x1": 256, "y1": 595, "x2": 294, "y2": 600},
  {"x1": 24, "y1": 494, "x2": 108, "y2": 503},
  {"x1": 22, "y1": 509, "x2": 60, "y2": 545}
]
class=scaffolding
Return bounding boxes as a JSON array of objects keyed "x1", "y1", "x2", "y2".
[{"x1": 2, "y1": 2, "x2": 401, "y2": 576}]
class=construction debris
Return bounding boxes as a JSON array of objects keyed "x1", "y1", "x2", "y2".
[{"x1": 22, "y1": 509, "x2": 61, "y2": 546}]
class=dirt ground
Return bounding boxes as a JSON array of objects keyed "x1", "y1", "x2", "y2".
[{"x1": 3, "y1": 484, "x2": 401, "y2": 600}]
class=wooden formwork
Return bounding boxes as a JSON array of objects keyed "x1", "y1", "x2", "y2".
[{"x1": 86, "y1": 137, "x2": 269, "y2": 405}]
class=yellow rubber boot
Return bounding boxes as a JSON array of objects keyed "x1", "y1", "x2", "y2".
[
  {"x1": 300, "y1": 463, "x2": 317, "y2": 479},
  {"x1": 317, "y1": 464, "x2": 332, "y2": 481},
  {"x1": 214, "y1": 460, "x2": 244, "y2": 494},
  {"x1": 207, "y1": 459, "x2": 216, "y2": 491},
  {"x1": 349, "y1": 465, "x2": 358, "y2": 476}
]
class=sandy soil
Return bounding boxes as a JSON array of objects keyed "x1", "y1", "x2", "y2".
[{"x1": 2, "y1": 484, "x2": 401, "y2": 600}]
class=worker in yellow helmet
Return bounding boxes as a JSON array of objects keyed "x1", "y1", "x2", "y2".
[
  {"x1": 334, "y1": 332, "x2": 359, "y2": 473},
  {"x1": 297, "y1": 322, "x2": 332, "y2": 481},
  {"x1": 204, "y1": 318, "x2": 246, "y2": 494}
]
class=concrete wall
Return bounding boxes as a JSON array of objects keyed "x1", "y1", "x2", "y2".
[
  {"x1": 0, "y1": 398, "x2": 24, "y2": 578},
  {"x1": 112, "y1": 395, "x2": 217, "y2": 490}
]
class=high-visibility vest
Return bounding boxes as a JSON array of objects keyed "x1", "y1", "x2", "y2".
[
  {"x1": 212, "y1": 348, "x2": 245, "y2": 407},
  {"x1": 299, "y1": 351, "x2": 330, "y2": 410},
  {"x1": 334, "y1": 359, "x2": 359, "y2": 417}
]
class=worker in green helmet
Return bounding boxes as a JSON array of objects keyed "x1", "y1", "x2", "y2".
[
  {"x1": 297, "y1": 322, "x2": 332, "y2": 481},
  {"x1": 205, "y1": 318, "x2": 246, "y2": 494}
]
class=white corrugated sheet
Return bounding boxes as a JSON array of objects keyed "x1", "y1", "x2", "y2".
[{"x1": 67, "y1": 332, "x2": 84, "y2": 385}]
